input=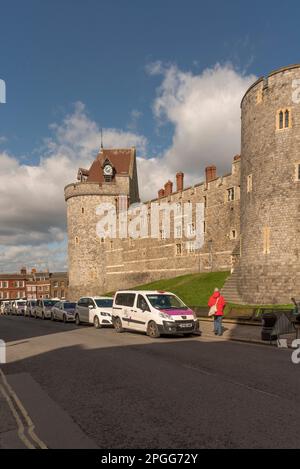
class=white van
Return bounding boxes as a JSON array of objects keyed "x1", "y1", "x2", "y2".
[{"x1": 112, "y1": 290, "x2": 199, "y2": 338}]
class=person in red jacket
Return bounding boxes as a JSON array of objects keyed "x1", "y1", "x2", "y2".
[{"x1": 208, "y1": 288, "x2": 226, "y2": 336}]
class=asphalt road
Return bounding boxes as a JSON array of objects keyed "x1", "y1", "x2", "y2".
[{"x1": 0, "y1": 314, "x2": 299, "y2": 449}]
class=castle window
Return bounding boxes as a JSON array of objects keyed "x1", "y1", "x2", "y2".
[
  {"x1": 186, "y1": 241, "x2": 195, "y2": 253},
  {"x1": 175, "y1": 243, "x2": 182, "y2": 256},
  {"x1": 279, "y1": 111, "x2": 284, "y2": 129},
  {"x1": 81, "y1": 207, "x2": 84, "y2": 214},
  {"x1": 230, "y1": 229, "x2": 237, "y2": 240},
  {"x1": 227, "y1": 187, "x2": 235, "y2": 202},
  {"x1": 203, "y1": 196, "x2": 207, "y2": 208},
  {"x1": 285, "y1": 110, "x2": 290, "y2": 128},
  {"x1": 263, "y1": 226, "x2": 270, "y2": 255},
  {"x1": 75, "y1": 236, "x2": 79, "y2": 245},
  {"x1": 277, "y1": 108, "x2": 291, "y2": 130},
  {"x1": 247, "y1": 174, "x2": 253, "y2": 193},
  {"x1": 203, "y1": 221, "x2": 206, "y2": 233},
  {"x1": 175, "y1": 225, "x2": 182, "y2": 238},
  {"x1": 187, "y1": 223, "x2": 195, "y2": 237},
  {"x1": 294, "y1": 163, "x2": 300, "y2": 181}
]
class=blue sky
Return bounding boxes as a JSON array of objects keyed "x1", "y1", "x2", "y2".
[
  {"x1": 1, "y1": 0, "x2": 300, "y2": 158},
  {"x1": 0, "y1": 0, "x2": 300, "y2": 271}
]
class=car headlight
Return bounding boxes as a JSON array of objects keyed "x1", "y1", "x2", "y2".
[
  {"x1": 159, "y1": 312, "x2": 172, "y2": 320},
  {"x1": 101, "y1": 312, "x2": 111, "y2": 317}
]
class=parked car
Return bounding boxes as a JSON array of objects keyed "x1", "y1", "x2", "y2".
[
  {"x1": 3, "y1": 301, "x2": 13, "y2": 315},
  {"x1": 112, "y1": 290, "x2": 199, "y2": 338},
  {"x1": 26, "y1": 299, "x2": 37, "y2": 317},
  {"x1": 34, "y1": 299, "x2": 59, "y2": 319},
  {"x1": 51, "y1": 301, "x2": 77, "y2": 323},
  {"x1": 75, "y1": 297, "x2": 113, "y2": 328},
  {"x1": 12, "y1": 299, "x2": 27, "y2": 316}
]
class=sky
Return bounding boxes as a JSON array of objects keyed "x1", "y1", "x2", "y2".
[{"x1": 0, "y1": 0, "x2": 300, "y2": 272}]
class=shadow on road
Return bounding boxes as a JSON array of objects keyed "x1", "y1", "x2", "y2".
[{"x1": 0, "y1": 319, "x2": 298, "y2": 449}]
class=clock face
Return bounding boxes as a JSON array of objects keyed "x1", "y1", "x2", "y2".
[{"x1": 103, "y1": 164, "x2": 113, "y2": 176}]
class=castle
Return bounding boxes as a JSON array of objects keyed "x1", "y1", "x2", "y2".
[{"x1": 65, "y1": 64, "x2": 300, "y2": 305}]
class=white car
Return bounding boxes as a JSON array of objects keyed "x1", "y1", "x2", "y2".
[
  {"x1": 34, "y1": 299, "x2": 58, "y2": 319},
  {"x1": 112, "y1": 290, "x2": 199, "y2": 338},
  {"x1": 12, "y1": 299, "x2": 27, "y2": 316},
  {"x1": 75, "y1": 297, "x2": 113, "y2": 328},
  {"x1": 51, "y1": 301, "x2": 76, "y2": 323}
]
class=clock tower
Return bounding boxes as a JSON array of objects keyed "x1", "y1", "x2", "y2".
[{"x1": 64, "y1": 147, "x2": 140, "y2": 299}]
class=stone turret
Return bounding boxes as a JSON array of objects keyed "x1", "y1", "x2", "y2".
[{"x1": 64, "y1": 147, "x2": 139, "y2": 300}]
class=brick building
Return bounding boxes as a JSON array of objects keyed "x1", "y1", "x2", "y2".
[
  {"x1": 0, "y1": 269, "x2": 27, "y2": 300},
  {"x1": 0, "y1": 268, "x2": 68, "y2": 301}
]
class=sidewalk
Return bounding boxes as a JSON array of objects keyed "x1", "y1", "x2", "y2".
[{"x1": 199, "y1": 317, "x2": 295, "y2": 347}]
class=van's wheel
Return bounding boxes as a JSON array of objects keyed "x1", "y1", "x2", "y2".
[
  {"x1": 63, "y1": 314, "x2": 67, "y2": 323},
  {"x1": 147, "y1": 321, "x2": 160, "y2": 338},
  {"x1": 75, "y1": 314, "x2": 80, "y2": 326},
  {"x1": 42, "y1": 312, "x2": 45, "y2": 320},
  {"x1": 114, "y1": 317, "x2": 124, "y2": 333},
  {"x1": 94, "y1": 316, "x2": 101, "y2": 329}
]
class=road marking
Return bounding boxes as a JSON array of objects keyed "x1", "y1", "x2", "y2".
[
  {"x1": 0, "y1": 383, "x2": 34, "y2": 448},
  {"x1": 0, "y1": 369, "x2": 47, "y2": 449}
]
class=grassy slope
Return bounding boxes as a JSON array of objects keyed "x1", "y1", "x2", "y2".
[{"x1": 132, "y1": 271, "x2": 230, "y2": 307}]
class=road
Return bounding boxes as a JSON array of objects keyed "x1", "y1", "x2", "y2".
[{"x1": 0, "y1": 314, "x2": 299, "y2": 449}]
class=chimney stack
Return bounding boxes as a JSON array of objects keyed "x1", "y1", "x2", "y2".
[
  {"x1": 20, "y1": 267, "x2": 27, "y2": 275},
  {"x1": 158, "y1": 188, "x2": 165, "y2": 199},
  {"x1": 176, "y1": 172, "x2": 184, "y2": 192},
  {"x1": 205, "y1": 165, "x2": 217, "y2": 184},
  {"x1": 164, "y1": 180, "x2": 173, "y2": 197}
]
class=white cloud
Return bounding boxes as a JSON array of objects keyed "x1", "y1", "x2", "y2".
[{"x1": 150, "y1": 62, "x2": 256, "y2": 177}]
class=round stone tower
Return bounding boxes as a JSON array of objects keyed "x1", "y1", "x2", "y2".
[
  {"x1": 64, "y1": 147, "x2": 139, "y2": 300},
  {"x1": 238, "y1": 64, "x2": 300, "y2": 304}
]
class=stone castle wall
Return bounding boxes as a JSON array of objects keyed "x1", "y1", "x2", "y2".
[{"x1": 238, "y1": 64, "x2": 300, "y2": 304}]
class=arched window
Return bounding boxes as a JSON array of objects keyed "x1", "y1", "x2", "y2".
[
  {"x1": 279, "y1": 111, "x2": 284, "y2": 129},
  {"x1": 285, "y1": 109, "x2": 290, "y2": 128}
]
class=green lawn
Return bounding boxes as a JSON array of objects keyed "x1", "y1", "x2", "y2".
[{"x1": 130, "y1": 271, "x2": 230, "y2": 307}]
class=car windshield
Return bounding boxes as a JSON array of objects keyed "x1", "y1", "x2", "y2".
[
  {"x1": 94, "y1": 299, "x2": 113, "y2": 308},
  {"x1": 64, "y1": 302, "x2": 76, "y2": 309},
  {"x1": 146, "y1": 294, "x2": 188, "y2": 310},
  {"x1": 44, "y1": 300, "x2": 57, "y2": 307}
]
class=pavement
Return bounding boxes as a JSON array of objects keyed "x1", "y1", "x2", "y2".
[{"x1": 0, "y1": 314, "x2": 300, "y2": 449}]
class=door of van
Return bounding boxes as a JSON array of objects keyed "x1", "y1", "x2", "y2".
[
  {"x1": 121, "y1": 293, "x2": 136, "y2": 330},
  {"x1": 135, "y1": 294, "x2": 150, "y2": 332}
]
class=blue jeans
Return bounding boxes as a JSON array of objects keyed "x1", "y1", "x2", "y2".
[{"x1": 214, "y1": 316, "x2": 223, "y2": 335}]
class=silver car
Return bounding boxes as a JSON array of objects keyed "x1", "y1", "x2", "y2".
[
  {"x1": 51, "y1": 301, "x2": 76, "y2": 323},
  {"x1": 26, "y1": 300, "x2": 37, "y2": 317},
  {"x1": 34, "y1": 299, "x2": 58, "y2": 319}
]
